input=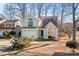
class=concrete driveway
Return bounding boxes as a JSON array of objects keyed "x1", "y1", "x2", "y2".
[
  {"x1": 0, "y1": 39, "x2": 79, "y2": 56},
  {"x1": 0, "y1": 39, "x2": 10, "y2": 56}
]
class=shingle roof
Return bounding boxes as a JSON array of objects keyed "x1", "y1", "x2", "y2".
[
  {"x1": 38, "y1": 16, "x2": 57, "y2": 28},
  {"x1": 2, "y1": 20, "x2": 17, "y2": 23},
  {"x1": 0, "y1": 20, "x2": 18, "y2": 29}
]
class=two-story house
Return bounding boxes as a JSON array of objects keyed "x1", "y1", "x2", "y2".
[{"x1": 15, "y1": 14, "x2": 58, "y2": 40}]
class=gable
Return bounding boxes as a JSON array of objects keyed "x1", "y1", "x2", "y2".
[
  {"x1": 20, "y1": 14, "x2": 41, "y2": 27},
  {"x1": 15, "y1": 20, "x2": 22, "y2": 27},
  {"x1": 39, "y1": 16, "x2": 57, "y2": 28},
  {"x1": 45, "y1": 22, "x2": 57, "y2": 29}
]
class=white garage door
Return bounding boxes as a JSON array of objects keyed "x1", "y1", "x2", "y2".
[{"x1": 22, "y1": 29, "x2": 38, "y2": 39}]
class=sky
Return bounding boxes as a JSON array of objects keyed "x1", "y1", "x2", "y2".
[
  {"x1": 0, "y1": 3, "x2": 5, "y2": 14},
  {"x1": 0, "y1": 3, "x2": 76, "y2": 23}
]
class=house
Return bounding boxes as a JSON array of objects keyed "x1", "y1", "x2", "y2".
[
  {"x1": 15, "y1": 14, "x2": 58, "y2": 40},
  {"x1": 0, "y1": 20, "x2": 17, "y2": 32},
  {"x1": 76, "y1": 20, "x2": 79, "y2": 35}
]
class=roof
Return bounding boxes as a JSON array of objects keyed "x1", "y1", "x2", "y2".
[
  {"x1": 0, "y1": 20, "x2": 18, "y2": 29},
  {"x1": 38, "y1": 16, "x2": 57, "y2": 28},
  {"x1": 24, "y1": 14, "x2": 57, "y2": 28},
  {"x1": 0, "y1": 19, "x2": 6, "y2": 24},
  {"x1": 2, "y1": 20, "x2": 18, "y2": 23}
]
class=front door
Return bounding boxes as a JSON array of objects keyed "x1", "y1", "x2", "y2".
[
  {"x1": 48, "y1": 27, "x2": 52, "y2": 38},
  {"x1": 40, "y1": 30, "x2": 44, "y2": 38}
]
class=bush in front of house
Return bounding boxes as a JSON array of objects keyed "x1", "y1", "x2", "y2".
[
  {"x1": 10, "y1": 37, "x2": 30, "y2": 50},
  {"x1": 9, "y1": 31, "x2": 16, "y2": 37},
  {"x1": 66, "y1": 40, "x2": 78, "y2": 54},
  {"x1": 48, "y1": 36, "x2": 56, "y2": 41},
  {"x1": 3, "y1": 31, "x2": 10, "y2": 39}
]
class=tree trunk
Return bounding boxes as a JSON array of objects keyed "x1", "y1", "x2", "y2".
[
  {"x1": 72, "y1": 3, "x2": 76, "y2": 41},
  {"x1": 60, "y1": 9, "x2": 64, "y2": 37}
]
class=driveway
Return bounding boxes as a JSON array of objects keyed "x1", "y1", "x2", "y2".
[
  {"x1": 0, "y1": 39, "x2": 79, "y2": 56},
  {"x1": 0, "y1": 39, "x2": 10, "y2": 56}
]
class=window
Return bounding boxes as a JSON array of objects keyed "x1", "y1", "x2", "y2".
[
  {"x1": 28, "y1": 18, "x2": 33, "y2": 27},
  {"x1": 41, "y1": 30, "x2": 44, "y2": 37}
]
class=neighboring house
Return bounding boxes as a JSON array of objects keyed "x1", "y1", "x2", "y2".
[
  {"x1": 15, "y1": 14, "x2": 58, "y2": 40},
  {"x1": 0, "y1": 19, "x2": 6, "y2": 24},
  {"x1": 76, "y1": 20, "x2": 79, "y2": 35},
  {"x1": 0, "y1": 20, "x2": 17, "y2": 32}
]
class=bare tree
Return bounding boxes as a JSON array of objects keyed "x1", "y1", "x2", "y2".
[
  {"x1": 44, "y1": 3, "x2": 51, "y2": 17},
  {"x1": 4, "y1": 3, "x2": 28, "y2": 20},
  {"x1": 36, "y1": 3, "x2": 44, "y2": 17},
  {"x1": 3, "y1": 4, "x2": 16, "y2": 20},
  {"x1": 72, "y1": 3, "x2": 78, "y2": 41},
  {"x1": 15, "y1": 3, "x2": 27, "y2": 19},
  {"x1": 59, "y1": 4, "x2": 66, "y2": 36},
  {"x1": 29, "y1": 3, "x2": 36, "y2": 16},
  {"x1": 0, "y1": 13, "x2": 5, "y2": 20}
]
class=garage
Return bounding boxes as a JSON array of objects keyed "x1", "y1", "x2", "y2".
[{"x1": 21, "y1": 28, "x2": 38, "y2": 39}]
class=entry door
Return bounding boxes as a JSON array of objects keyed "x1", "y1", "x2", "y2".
[{"x1": 41, "y1": 30, "x2": 44, "y2": 38}]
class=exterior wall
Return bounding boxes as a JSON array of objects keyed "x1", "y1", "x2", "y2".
[
  {"x1": 21, "y1": 28, "x2": 39, "y2": 39},
  {"x1": 15, "y1": 20, "x2": 22, "y2": 27},
  {"x1": 21, "y1": 22, "x2": 58, "y2": 40},
  {"x1": 0, "y1": 20, "x2": 15, "y2": 28},
  {"x1": 44, "y1": 22, "x2": 58, "y2": 40},
  {"x1": 21, "y1": 15, "x2": 41, "y2": 27},
  {"x1": 15, "y1": 14, "x2": 58, "y2": 40},
  {"x1": 0, "y1": 29, "x2": 13, "y2": 32}
]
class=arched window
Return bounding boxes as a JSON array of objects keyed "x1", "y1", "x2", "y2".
[{"x1": 28, "y1": 18, "x2": 33, "y2": 27}]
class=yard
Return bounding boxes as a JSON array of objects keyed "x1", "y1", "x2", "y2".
[{"x1": 0, "y1": 36, "x2": 79, "y2": 56}]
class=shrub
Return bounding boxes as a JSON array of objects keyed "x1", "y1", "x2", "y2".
[
  {"x1": 3, "y1": 31, "x2": 9, "y2": 39},
  {"x1": 10, "y1": 37, "x2": 30, "y2": 50},
  {"x1": 9, "y1": 31, "x2": 16, "y2": 36},
  {"x1": 66, "y1": 40, "x2": 78, "y2": 54},
  {"x1": 66, "y1": 40, "x2": 78, "y2": 49}
]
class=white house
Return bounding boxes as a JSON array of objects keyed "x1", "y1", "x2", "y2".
[{"x1": 15, "y1": 14, "x2": 58, "y2": 40}]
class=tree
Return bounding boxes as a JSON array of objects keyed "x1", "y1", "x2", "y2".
[
  {"x1": 64, "y1": 23, "x2": 73, "y2": 39},
  {"x1": 3, "y1": 4, "x2": 16, "y2": 20},
  {"x1": 59, "y1": 3, "x2": 72, "y2": 37},
  {"x1": 66, "y1": 3, "x2": 79, "y2": 54},
  {"x1": 60, "y1": 4, "x2": 66, "y2": 37},
  {"x1": 72, "y1": 3, "x2": 78, "y2": 41},
  {"x1": 3, "y1": 3, "x2": 27, "y2": 20},
  {"x1": 36, "y1": 3, "x2": 44, "y2": 17},
  {"x1": 16, "y1": 3, "x2": 27, "y2": 19},
  {"x1": 29, "y1": 3, "x2": 36, "y2": 16},
  {"x1": 0, "y1": 14, "x2": 5, "y2": 20},
  {"x1": 44, "y1": 3, "x2": 51, "y2": 17}
]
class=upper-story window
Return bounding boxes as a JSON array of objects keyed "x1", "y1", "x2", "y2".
[{"x1": 28, "y1": 18, "x2": 33, "y2": 27}]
